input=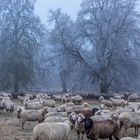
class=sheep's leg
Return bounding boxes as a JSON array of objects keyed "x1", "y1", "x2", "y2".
[
  {"x1": 114, "y1": 136, "x2": 120, "y2": 140},
  {"x1": 77, "y1": 131, "x2": 80, "y2": 140},
  {"x1": 135, "y1": 127, "x2": 139, "y2": 136},
  {"x1": 109, "y1": 135, "x2": 113, "y2": 140},
  {"x1": 21, "y1": 121, "x2": 25, "y2": 130},
  {"x1": 81, "y1": 131, "x2": 84, "y2": 140}
]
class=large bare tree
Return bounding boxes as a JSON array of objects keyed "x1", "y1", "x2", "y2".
[{"x1": 48, "y1": 0, "x2": 140, "y2": 93}]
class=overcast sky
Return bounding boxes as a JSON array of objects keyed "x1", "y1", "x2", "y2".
[
  {"x1": 35, "y1": 0, "x2": 81, "y2": 24},
  {"x1": 35, "y1": 0, "x2": 140, "y2": 24}
]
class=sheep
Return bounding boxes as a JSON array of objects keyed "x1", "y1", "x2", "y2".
[
  {"x1": 45, "y1": 112, "x2": 68, "y2": 118},
  {"x1": 52, "y1": 95, "x2": 62, "y2": 101},
  {"x1": 24, "y1": 102, "x2": 43, "y2": 110},
  {"x1": 128, "y1": 94, "x2": 140, "y2": 102},
  {"x1": 16, "y1": 106, "x2": 25, "y2": 122},
  {"x1": 39, "y1": 98, "x2": 56, "y2": 108},
  {"x1": 94, "y1": 109, "x2": 112, "y2": 116},
  {"x1": 116, "y1": 107, "x2": 135, "y2": 115},
  {"x1": 74, "y1": 113, "x2": 85, "y2": 140},
  {"x1": 82, "y1": 117, "x2": 120, "y2": 140},
  {"x1": 109, "y1": 97, "x2": 128, "y2": 108},
  {"x1": 101, "y1": 99, "x2": 113, "y2": 108},
  {"x1": 119, "y1": 112, "x2": 140, "y2": 136},
  {"x1": 19, "y1": 107, "x2": 48, "y2": 129},
  {"x1": 121, "y1": 137, "x2": 140, "y2": 140},
  {"x1": 33, "y1": 120, "x2": 72, "y2": 140},
  {"x1": 4, "y1": 100, "x2": 14, "y2": 112},
  {"x1": 65, "y1": 102, "x2": 74, "y2": 106},
  {"x1": 44, "y1": 116, "x2": 68, "y2": 123},
  {"x1": 66, "y1": 103, "x2": 90, "y2": 115},
  {"x1": 81, "y1": 107, "x2": 100, "y2": 117},
  {"x1": 113, "y1": 93, "x2": 124, "y2": 99},
  {"x1": 69, "y1": 95, "x2": 83, "y2": 105},
  {"x1": 18, "y1": 95, "x2": 25, "y2": 103},
  {"x1": 56, "y1": 104, "x2": 67, "y2": 112},
  {"x1": 0, "y1": 100, "x2": 5, "y2": 110},
  {"x1": 91, "y1": 112, "x2": 119, "y2": 122},
  {"x1": 61, "y1": 95, "x2": 68, "y2": 103}
]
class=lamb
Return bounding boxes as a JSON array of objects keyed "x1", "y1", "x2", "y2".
[
  {"x1": 33, "y1": 120, "x2": 72, "y2": 140},
  {"x1": 19, "y1": 107, "x2": 48, "y2": 129},
  {"x1": 82, "y1": 117, "x2": 120, "y2": 140}
]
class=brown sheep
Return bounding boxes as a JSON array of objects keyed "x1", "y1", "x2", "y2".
[{"x1": 82, "y1": 117, "x2": 120, "y2": 140}]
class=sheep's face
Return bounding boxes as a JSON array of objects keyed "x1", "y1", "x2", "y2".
[
  {"x1": 77, "y1": 113, "x2": 85, "y2": 123},
  {"x1": 69, "y1": 112, "x2": 77, "y2": 125},
  {"x1": 83, "y1": 118, "x2": 93, "y2": 134},
  {"x1": 42, "y1": 108, "x2": 48, "y2": 117}
]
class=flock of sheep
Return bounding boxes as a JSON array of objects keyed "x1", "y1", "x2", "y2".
[{"x1": 0, "y1": 92, "x2": 140, "y2": 140}]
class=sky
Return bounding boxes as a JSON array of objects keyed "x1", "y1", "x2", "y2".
[
  {"x1": 34, "y1": 0, "x2": 81, "y2": 24},
  {"x1": 35, "y1": 0, "x2": 140, "y2": 24}
]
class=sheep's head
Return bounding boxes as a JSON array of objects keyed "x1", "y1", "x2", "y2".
[
  {"x1": 69, "y1": 112, "x2": 77, "y2": 125},
  {"x1": 111, "y1": 113, "x2": 119, "y2": 121},
  {"x1": 99, "y1": 96, "x2": 104, "y2": 101},
  {"x1": 76, "y1": 113, "x2": 85, "y2": 124},
  {"x1": 82, "y1": 118, "x2": 93, "y2": 134},
  {"x1": 92, "y1": 108, "x2": 100, "y2": 115},
  {"x1": 42, "y1": 107, "x2": 48, "y2": 117}
]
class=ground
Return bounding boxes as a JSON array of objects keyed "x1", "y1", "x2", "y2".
[{"x1": 0, "y1": 99, "x2": 138, "y2": 140}]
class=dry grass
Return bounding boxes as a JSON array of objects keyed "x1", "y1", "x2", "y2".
[{"x1": 0, "y1": 99, "x2": 138, "y2": 140}]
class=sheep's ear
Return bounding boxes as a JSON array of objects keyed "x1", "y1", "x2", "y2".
[{"x1": 81, "y1": 118, "x2": 85, "y2": 123}]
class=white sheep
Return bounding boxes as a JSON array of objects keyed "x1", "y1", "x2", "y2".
[
  {"x1": 44, "y1": 116, "x2": 68, "y2": 123},
  {"x1": 109, "y1": 97, "x2": 128, "y2": 108},
  {"x1": 19, "y1": 107, "x2": 48, "y2": 129},
  {"x1": 33, "y1": 120, "x2": 72, "y2": 140},
  {"x1": 121, "y1": 136, "x2": 140, "y2": 140},
  {"x1": 4, "y1": 99, "x2": 14, "y2": 112},
  {"x1": 119, "y1": 112, "x2": 140, "y2": 136},
  {"x1": 24, "y1": 101, "x2": 43, "y2": 110},
  {"x1": 45, "y1": 112, "x2": 67, "y2": 118},
  {"x1": 39, "y1": 98, "x2": 56, "y2": 108}
]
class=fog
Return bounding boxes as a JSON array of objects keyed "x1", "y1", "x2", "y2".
[{"x1": 0, "y1": 0, "x2": 140, "y2": 95}]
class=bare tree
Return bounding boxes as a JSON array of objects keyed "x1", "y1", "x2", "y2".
[
  {"x1": 48, "y1": 0, "x2": 140, "y2": 94},
  {"x1": 0, "y1": 0, "x2": 45, "y2": 93}
]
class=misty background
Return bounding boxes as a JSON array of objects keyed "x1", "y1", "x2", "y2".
[{"x1": 0, "y1": 0, "x2": 140, "y2": 94}]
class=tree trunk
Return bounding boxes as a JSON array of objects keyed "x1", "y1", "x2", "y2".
[
  {"x1": 14, "y1": 77, "x2": 19, "y2": 93},
  {"x1": 99, "y1": 80, "x2": 109, "y2": 94},
  {"x1": 61, "y1": 78, "x2": 67, "y2": 93},
  {"x1": 14, "y1": 66, "x2": 19, "y2": 93}
]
